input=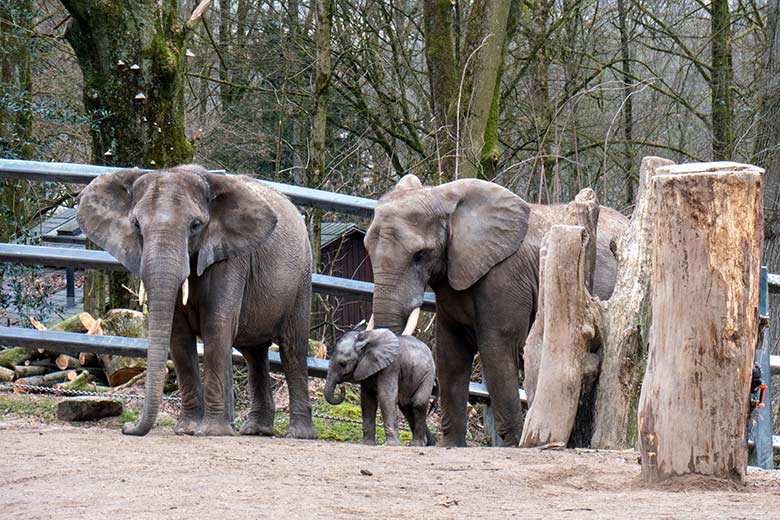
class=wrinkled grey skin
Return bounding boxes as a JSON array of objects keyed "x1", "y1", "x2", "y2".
[
  {"x1": 324, "y1": 329, "x2": 436, "y2": 447},
  {"x1": 77, "y1": 165, "x2": 316, "y2": 438},
  {"x1": 365, "y1": 174, "x2": 628, "y2": 447}
]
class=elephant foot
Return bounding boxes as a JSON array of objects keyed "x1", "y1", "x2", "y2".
[
  {"x1": 174, "y1": 413, "x2": 202, "y2": 436},
  {"x1": 360, "y1": 438, "x2": 376, "y2": 446},
  {"x1": 286, "y1": 415, "x2": 317, "y2": 439},
  {"x1": 438, "y1": 436, "x2": 467, "y2": 448},
  {"x1": 194, "y1": 417, "x2": 235, "y2": 436},
  {"x1": 239, "y1": 415, "x2": 275, "y2": 436},
  {"x1": 384, "y1": 436, "x2": 401, "y2": 447},
  {"x1": 410, "y1": 438, "x2": 427, "y2": 447}
]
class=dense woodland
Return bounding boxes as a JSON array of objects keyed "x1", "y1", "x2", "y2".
[{"x1": 2, "y1": 1, "x2": 780, "y2": 420}]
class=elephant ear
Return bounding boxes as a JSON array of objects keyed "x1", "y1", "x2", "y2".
[
  {"x1": 197, "y1": 174, "x2": 279, "y2": 276},
  {"x1": 353, "y1": 329, "x2": 400, "y2": 381},
  {"x1": 394, "y1": 173, "x2": 423, "y2": 192},
  {"x1": 76, "y1": 169, "x2": 147, "y2": 276},
  {"x1": 441, "y1": 179, "x2": 531, "y2": 291}
]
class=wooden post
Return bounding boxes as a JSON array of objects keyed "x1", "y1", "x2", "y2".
[
  {"x1": 590, "y1": 156, "x2": 675, "y2": 449},
  {"x1": 519, "y1": 224, "x2": 601, "y2": 447},
  {"x1": 638, "y1": 163, "x2": 763, "y2": 484}
]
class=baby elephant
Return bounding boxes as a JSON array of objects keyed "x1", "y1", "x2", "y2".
[{"x1": 324, "y1": 328, "x2": 436, "y2": 446}]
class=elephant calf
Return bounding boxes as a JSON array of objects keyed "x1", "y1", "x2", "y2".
[{"x1": 324, "y1": 328, "x2": 436, "y2": 447}]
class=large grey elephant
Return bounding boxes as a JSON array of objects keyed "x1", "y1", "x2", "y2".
[
  {"x1": 324, "y1": 327, "x2": 436, "y2": 446},
  {"x1": 364, "y1": 174, "x2": 628, "y2": 447},
  {"x1": 77, "y1": 164, "x2": 316, "y2": 438}
]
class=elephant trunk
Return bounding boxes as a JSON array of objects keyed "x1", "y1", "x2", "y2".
[
  {"x1": 122, "y1": 239, "x2": 187, "y2": 436},
  {"x1": 324, "y1": 372, "x2": 345, "y2": 405},
  {"x1": 371, "y1": 284, "x2": 410, "y2": 335}
]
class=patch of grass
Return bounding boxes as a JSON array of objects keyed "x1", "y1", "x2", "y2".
[
  {"x1": 120, "y1": 407, "x2": 139, "y2": 425},
  {"x1": 0, "y1": 395, "x2": 58, "y2": 421}
]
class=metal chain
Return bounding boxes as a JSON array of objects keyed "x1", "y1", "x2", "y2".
[
  {"x1": 0, "y1": 382, "x2": 181, "y2": 401},
  {"x1": 1, "y1": 383, "x2": 407, "y2": 430}
]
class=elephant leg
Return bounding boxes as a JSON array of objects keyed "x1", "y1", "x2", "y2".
[
  {"x1": 170, "y1": 309, "x2": 202, "y2": 435},
  {"x1": 479, "y1": 334, "x2": 523, "y2": 447},
  {"x1": 436, "y1": 318, "x2": 475, "y2": 447},
  {"x1": 399, "y1": 404, "x2": 417, "y2": 445},
  {"x1": 279, "y1": 297, "x2": 316, "y2": 439},
  {"x1": 377, "y1": 379, "x2": 400, "y2": 446},
  {"x1": 360, "y1": 385, "x2": 378, "y2": 445},
  {"x1": 194, "y1": 319, "x2": 237, "y2": 437},
  {"x1": 236, "y1": 343, "x2": 275, "y2": 436}
]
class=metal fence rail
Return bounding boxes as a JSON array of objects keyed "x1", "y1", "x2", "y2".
[{"x1": 0, "y1": 159, "x2": 376, "y2": 217}]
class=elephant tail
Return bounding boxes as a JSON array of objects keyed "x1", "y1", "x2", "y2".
[{"x1": 428, "y1": 377, "x2": 439, "y2": 416}]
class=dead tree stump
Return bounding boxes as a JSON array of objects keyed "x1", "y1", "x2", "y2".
[
  {"x1": 520, "y1": 223, "x2": 601, "y2": 447},
  {"x1": 591, "y1": 156, "x2": 675, "y2": 449},
  {"x1": 638, "y1": 163, "x2": 763, "y2": 484}
]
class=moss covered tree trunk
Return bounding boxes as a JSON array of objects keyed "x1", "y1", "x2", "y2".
[
  {"x1": 61, "y1": 0, "x2": 211, "y2": 312},
  {"x1": 710, "y1": 0, "x2": 734, "y2": 160},
  {"x1": 423, "y1": 0, "x2": 512, "y2": 182}
]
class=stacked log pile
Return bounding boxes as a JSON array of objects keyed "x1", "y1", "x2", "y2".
[{"x1": 0, "y1": 309, "x2": 154, "y2": 397}]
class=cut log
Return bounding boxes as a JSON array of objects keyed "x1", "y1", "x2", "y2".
[
  {"x1": 55, "y1": 370, "x2": 110, "y2": 393},
  {"x1": 57, "y1": 397, "x2": 123, "y2": 421},
  {"x1": 0, "y1": 366, "x2": 13, "y2": 382},
  {"x1": 638, "y1": 163, "x2": 763, "y2": 484},
  {"x1": 14, "y1": 370, "x2": 75, "y2": 393},
  {"x1": 49, "y1": 313, "x2": 89, "y2": 333},
  {"x1": 14, "y1": 365, "x2": 49, "y2": 378},
  {"x1": 55, "y1": 354, "x2": 81, "y2": 371},
  {"x1": 0, "y1": 347, "x2": 35, "y2": 368},
  {"x1": 519, "y1": 223, "x2": 601, "y2": 448},
  {"x1": 590, "y1": 156, "x2": 675, "y2": 449},
  {"x1": 95, "y1": 309, "x2": 147, "y2": 386},
  {"x1": 78, "y1": 352, "x2": 98, "y2": 366}
]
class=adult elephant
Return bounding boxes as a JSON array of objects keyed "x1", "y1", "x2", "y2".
[
  {"x1": 77, "y1": 164, "x2": 316, "y2": 438},
  {"x1": 364, "y1": 174, "x2": 628, "y2": 447}
]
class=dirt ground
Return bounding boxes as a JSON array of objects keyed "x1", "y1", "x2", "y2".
[{"x1": 2, "y1": 412, "x2": 780, "y2": 520}]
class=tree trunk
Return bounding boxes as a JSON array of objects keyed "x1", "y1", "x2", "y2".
[
  {"x1": 710, "y1": 0, "x2": 734, "y2": 160},
  {"x1": 617, "y1": 0, "x2": 635, "y2": 205},
  {"x1": 521, "y1": 189, "x2": 601, "y2": 447},
  {"x1": 0, "y1": 366, "x2": 13, "y2": 382},
  {"x1": 752, "y1": 0, "x2": 780, "y2": 433},
  {"x1": 638, "y1": 163, "x2": 763, "y2": 484},
  {"x1": 61, "y1": 0, "x2": 211, "y2": 311},
  {"x1": 590, "y1": 156, "x2": 674, "y2": 449},
  {"x1": 0, "y1": 347, "x2": 34, "y2": 368}
]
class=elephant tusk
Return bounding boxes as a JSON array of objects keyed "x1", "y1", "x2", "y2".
[
  {"x1": 401, "y1": 307, "x2": 421, "y2": 336},
  {"x1": 366, "y1": 314, "x2": 374, "y2": 331},
  {"x1": 181, "y1": 279, "x2": 189, "y2": 306},
  {"x1": 138, "y1": 281, "x2": 146, "y2": 306}
]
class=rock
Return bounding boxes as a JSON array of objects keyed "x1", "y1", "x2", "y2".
[{"x1": 57, "y1": 397, "x2": 123, "y2": 422}]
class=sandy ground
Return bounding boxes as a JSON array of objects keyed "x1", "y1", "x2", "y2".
[{"x1": 1, "y1": 416, "x2": 780, "y2": 519}]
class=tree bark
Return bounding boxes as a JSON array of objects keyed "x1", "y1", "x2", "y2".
[
  {"x1": 638, "y1": 163, "x2": 763, "y2": 484},
  {"x1": 752, "y1": 0, "x2": 780, "y2": 433},
  {"x1": 61, "y1": 0, "x2": 211, "y2": 311},
  {"x1": 0, "y1": 347, "x2": 34, "y2": 368},
  {"x1": 521, "y1": 188, "x2": 601, "y2": 447},
  {"x1": 520, "y1": 224, "x2": 600, "y2": 448},
  {"x1": 0, "y1": 366, "x2": 13, "y2": 382},
  {"x1": 710, "y1": 0, "x2": 734, "y2": 160},
  {"x1": 590, "y1": 156, "x2": 674, "y2": 449}
]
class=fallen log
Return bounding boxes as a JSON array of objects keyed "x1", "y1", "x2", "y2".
[
  {"x1": 78, "y1": 352, "x2": 98, "y2": 366},
  {"x1": 94, "y1": 309, "x2": 147, "y2": 386},
  {"x1": 0, "y1": 366, "x2": 13, "y2": 382},
  {"x1": 14, "y1": 370, "x2": 75, "y2": 393},
  {"x1": 55, "y1": 354, "x2": 81, "y2": 370},
  {"x1": 0, "y1": 347, "x2": 35, "y2": 368},
  {"x1": 14, "y1": 365, "x2": 49, "y2": 378},
  {"x1": 638, "y1": 163, "x2": 763, "y2": 485},
  {"x1": 57, "y1": 397, "x2": 123, "y2": 421},
  {"x1": 55, "y1": 370, "x2": 111, "y2": 393}
]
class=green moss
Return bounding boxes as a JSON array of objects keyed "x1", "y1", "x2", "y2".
[{"x1": 0, "y1": 395, "x2": 58, "y2": 421}]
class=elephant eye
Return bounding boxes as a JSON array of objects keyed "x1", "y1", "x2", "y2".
[
  {"x1": 190, "y1": 219, "x2": 204, "y2": 234},
  {"x1": 131, "y1": 218, "x2": 141, "y2": 233},
  {"x1": 413, "y1": 250, "x2": 425, "y2": 263}
]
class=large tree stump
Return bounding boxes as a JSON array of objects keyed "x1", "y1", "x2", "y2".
[
  {"x1": 591, "y1": 156, "x2": 675, "y2": 449},
  {"x1": 638, "y1": 163, "x2": 763, "y2": 484},
  {"x1": 520, "y1": 223, "x2": 601, "y2": 447}
]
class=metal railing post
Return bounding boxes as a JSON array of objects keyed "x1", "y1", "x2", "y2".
[{"x1": 749, "y1": 266, "x2": 774, "y2": 468}]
